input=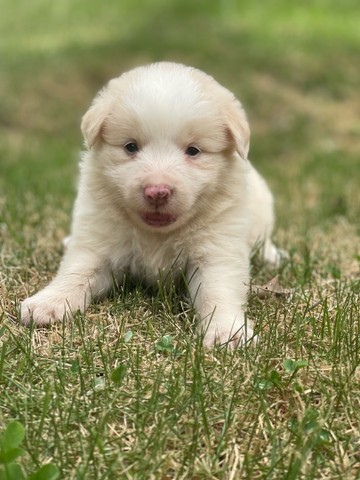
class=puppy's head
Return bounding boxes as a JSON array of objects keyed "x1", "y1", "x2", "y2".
[{"x1": 81, "y1": 62, "x2": 250, "y2": 232}]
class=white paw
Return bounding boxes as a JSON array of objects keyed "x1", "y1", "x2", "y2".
[
  {"x1": 201, "y1": 321, "x2": 257, "y2": 350},
  {"x1": 20, "y1": 291, "x2": 74, "y2": 326},
  {"x1": 263, "y1": 242, "x2": 289, "y2": 267},
  {"x1": 62, "y1": 235, "x2": 71, "y2": 249}
]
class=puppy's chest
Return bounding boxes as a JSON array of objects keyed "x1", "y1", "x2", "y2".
[{"x1": 127, "y1": 235, "x2": 188, "y2": 285}]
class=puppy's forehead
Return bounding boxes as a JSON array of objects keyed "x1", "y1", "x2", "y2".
[
  {"x1": 131, "y1": 66, "x2": 202, "y2": 101},
  {"x1": 108, "y1": 63, "x2": 225, "y2": 133}
]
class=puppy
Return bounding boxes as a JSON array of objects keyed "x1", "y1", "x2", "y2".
[{"x1": 21, "y1": 62, "x2": 281, "y2": 348}]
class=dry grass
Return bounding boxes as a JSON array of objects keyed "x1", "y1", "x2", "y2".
[{"x1": 1, "y1": 215, "x2": 359, "y2": 478}]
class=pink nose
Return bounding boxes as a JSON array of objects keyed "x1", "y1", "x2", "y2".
[{"x1": 144, "y1": 184, "x2": 172, "y2": 206}]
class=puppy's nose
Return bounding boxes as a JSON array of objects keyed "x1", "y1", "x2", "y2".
[{"x1": 144, "y1": 184, "x2": 172, "y2": 206}]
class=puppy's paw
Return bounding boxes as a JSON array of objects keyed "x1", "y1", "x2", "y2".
[
  {"x1": 202, "y1": 321, "x2": 256, "y2": 350},
  {"x1": 263, "y1": 242, "x2": 289, "y2": 267},
  {"x1": 20, "y1": 291, "x2": 74, "y2": 326},
  {"x1": 62, "y1": 235, "x2": 72, "y2": 249}
]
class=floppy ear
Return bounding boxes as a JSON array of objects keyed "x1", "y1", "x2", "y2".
[
  {"x1": 226, "y1": 100, "x2": 250, "y2": 160},
  {"x1": 81, "y1": 95, "x2": 110, "y2": 148}
]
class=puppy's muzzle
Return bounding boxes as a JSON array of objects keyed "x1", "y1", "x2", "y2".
[{"x1": 144, "y1": 184, "x2": 172, "y2": 207}]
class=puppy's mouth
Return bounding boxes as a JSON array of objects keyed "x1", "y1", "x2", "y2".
[{"x1": 141, "y1": 211, "x2": 177, "y2": 227}]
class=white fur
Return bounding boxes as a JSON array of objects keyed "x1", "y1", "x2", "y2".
[{"x1": 21, "y1": 62, "x2": 281, "y2": 348}]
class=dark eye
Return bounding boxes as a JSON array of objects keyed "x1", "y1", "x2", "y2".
[
  {"x1": 124, "y1": 142, "x2": 139, "y2": 154},
  {"x1": 186, "y1": 146, "x2": 201, "y2": 157}
]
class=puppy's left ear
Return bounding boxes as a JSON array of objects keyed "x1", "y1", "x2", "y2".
[
  {"x1": 226, "y1": 100, "x2": 250, "y2": 160},
  {"x1": 81, "y1": 95, "x2": 110, "y2": 148}
]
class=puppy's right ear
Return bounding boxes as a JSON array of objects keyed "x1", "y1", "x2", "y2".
[{"x1": 81, "y1": 96, "x2": 110, "y2": 148}]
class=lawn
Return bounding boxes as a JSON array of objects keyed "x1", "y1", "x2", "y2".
[{"x1": 0, "y1": 0, "x2": 359, "y2": 478}]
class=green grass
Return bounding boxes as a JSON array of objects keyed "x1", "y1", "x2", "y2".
[{"x1": 1, "y1": 0, "x2": 360, "y2": 478}]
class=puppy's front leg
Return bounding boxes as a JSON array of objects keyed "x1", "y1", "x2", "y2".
[
  {"x1": 20, "y1": 246, "x2": 115, "y2": 326},
  {"x1": 187, "y1": 259, "x2": 254, "y2": 349}
]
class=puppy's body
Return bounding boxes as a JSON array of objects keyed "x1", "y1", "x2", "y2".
[{"x1": 21, "y1": 62, "x2": 280, "y2": 347}]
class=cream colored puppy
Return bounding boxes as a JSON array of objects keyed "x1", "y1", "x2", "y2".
[{"x1": 21, "y1": 62, "x2": 281, "y2": 348}]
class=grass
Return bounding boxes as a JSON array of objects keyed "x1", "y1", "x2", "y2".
[{"x1": 0, "y1": 0, "x2": 359, "y2": 478}]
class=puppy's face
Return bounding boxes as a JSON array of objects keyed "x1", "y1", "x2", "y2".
[{"x1": 81, "y1": 63, "x2": 250, "y2": 232}]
